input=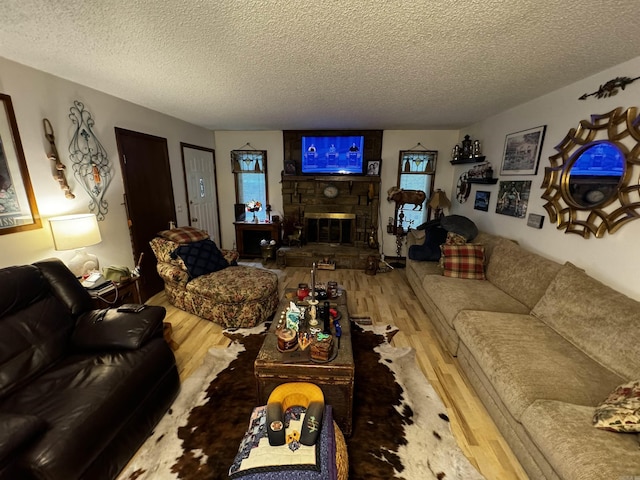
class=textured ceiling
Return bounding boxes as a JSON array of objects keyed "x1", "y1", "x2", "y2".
[{"x1": 1, "y1": 0, "x2": 639, "y2": 130}]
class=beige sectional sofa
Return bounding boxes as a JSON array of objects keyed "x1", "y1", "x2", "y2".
[{"x1": 406, "y1": 229, "x2": 640, "y2": 480}]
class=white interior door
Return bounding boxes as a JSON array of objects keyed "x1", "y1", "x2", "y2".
[{"x1": 181, "y1": 143, "x2": 221, "y2": 245}]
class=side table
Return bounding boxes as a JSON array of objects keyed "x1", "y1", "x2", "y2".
[{"x1": 89, "y1": 276, "x2": 141, "y2": 309}]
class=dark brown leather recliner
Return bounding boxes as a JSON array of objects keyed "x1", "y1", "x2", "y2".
[{"x1": 0, "y1": 259, "x2": 180, "y2": 480}]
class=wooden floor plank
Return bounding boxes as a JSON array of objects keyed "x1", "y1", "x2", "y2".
[{"x1": 147, "y1": 263, "x2": 529, "y2": 479}]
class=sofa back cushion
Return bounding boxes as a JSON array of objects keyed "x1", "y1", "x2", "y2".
[
  {"x1": 472, "y1": 232, "x2": 505, "y2": 263},
  {"x1": 0, "y1": 265, "x2": 75, "y2": 400},
  {"x1": 486, "y1": 238, "x2": 562, "y2": 310},
  {"x1": 532, "y1": 262, "x2": 640, "y2": 380}
]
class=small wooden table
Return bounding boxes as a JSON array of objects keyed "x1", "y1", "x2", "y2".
[
  {"x1": 254, "y1": 289, "x2": 354, "y2": 436},
  {"x1": 89, "y1": 276, "x2": 141, "y2": 309}
]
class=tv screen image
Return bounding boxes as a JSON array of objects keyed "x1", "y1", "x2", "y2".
[{"x1": 301, "y1": 135, "x2": 365, "y2": 174}]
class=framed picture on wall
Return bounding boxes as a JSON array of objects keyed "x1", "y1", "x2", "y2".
[
  {"x1": 496, "y1": 180, "x2": 532, "y2": 218},
  {"x1": 0, "y1": 93, "x2": 41, "y2": 235},
  {"x1": 474, "y1": 191, "x2": 490, "y2": 211},
  {"x1": 499, "y1": 125, "x2": 547, "y2": 176}
]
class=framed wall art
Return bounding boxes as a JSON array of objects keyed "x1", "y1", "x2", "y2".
[
  {"x1": 496, "y1": 180, "x2": 531, "y2": 218},
  {"x1": 0, "y1": 93, "x2": 41, "y2": 234},
  {"x1": 366, "y1": 159, "x2": 381, "y2": 176},
  {"x1": 283, "y1": 160, "x2": 296, "y2": 175},
  {"x1": 474, "y1": 191, "x2": 490, "y2": 211},
  {"x1": 499, "y1": 125, "x2": 546, "y2": 176}
]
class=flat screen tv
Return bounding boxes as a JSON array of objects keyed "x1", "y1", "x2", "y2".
[{"x1": 301, "y1": 135, "x2": 365, "y2": 174}]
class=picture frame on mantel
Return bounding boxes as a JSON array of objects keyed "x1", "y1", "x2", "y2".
[
  {"x1": 499, "y1": 125, "x2": 546, "y2": 176},
  {"x1": 283, "y1": 160, "x2": 296, "y2": 175},
  {"x1": 366, "y1": 159, "x2": 381, "y2": 176},
  {"x1": 0, "y1": 93, "x2": 41, "y2": 235}
]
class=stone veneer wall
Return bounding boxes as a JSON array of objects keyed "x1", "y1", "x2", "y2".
[{"x1": 280, "y1": 174, "x2": 381, "y2": 248}]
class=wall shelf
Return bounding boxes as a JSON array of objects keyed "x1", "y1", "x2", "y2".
[
  {"x1": 450, "y1": 155, "x2": 486, "y2": 165},
  {"x1": 467, "y1": 177, "x2": 498, "y2": 184}
]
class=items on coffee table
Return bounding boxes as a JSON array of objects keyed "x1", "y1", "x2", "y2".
[
  {"x1": 310, "y1": 333, "x2": 334, "y2": 361},
  {"x1": 277, "y1": 328, "x2": 298, "y2": 352}
]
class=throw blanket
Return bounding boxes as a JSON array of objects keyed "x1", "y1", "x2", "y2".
[{"x1": 229, "y1": 406, "x2": 337, "y2": 479}]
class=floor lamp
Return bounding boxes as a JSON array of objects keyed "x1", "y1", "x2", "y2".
[{"x1": 49, "y1": 213, "x2": 102, "y2": 277}]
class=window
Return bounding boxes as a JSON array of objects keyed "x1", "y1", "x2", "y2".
[
  {"x1": 395, "y1": 149, "x2": 437, "y2": 231},
  {"x1": 232, "y1": 150, "x2": 268, "y2": 221}
]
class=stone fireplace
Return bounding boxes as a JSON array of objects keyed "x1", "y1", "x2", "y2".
[
  {"x1": 305, "y1": 211, "x2": 356, "y2": 245},
  {"x1": 279, "y1": 174, "x2": 381, "y2": 268}
]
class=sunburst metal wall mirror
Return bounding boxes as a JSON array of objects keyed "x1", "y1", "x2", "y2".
[{"x1": 541, "y1": 106, "x2": 640, "y2": 238}]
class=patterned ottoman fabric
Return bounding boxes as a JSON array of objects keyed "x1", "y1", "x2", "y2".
[{"x1": 150, "y1": 235, "x2": 278, "y2": 328}]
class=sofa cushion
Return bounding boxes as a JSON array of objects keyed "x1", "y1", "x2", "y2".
[
  {"x1": 521, "y1": 399, "x2": 640, "y2": 480},
  {"x1": 1, "y1": 339, "x2": 176, "y2": 479},
  {"x1": 0, "y1": 413, "x2": 46, "y2": 462},
  {"x1": 158, "y1": 226, "x2": 209, "y2": 243},
  {"x1": 454, "y1": 310, "x2": 623, "y2": 420},
  {"x1": 532, "y1": 262, "x2": 640, "y2": 380},
  {"x1": 593, "y1": 380, "x2": 640, "y2": 432},
  {"x1": 441, "y1": 244, "x2": 486, "y2": 280},
  {"x1": 485, "y1": 238, "x2": 562, "y2": 310},
  {"x1": 172, "y1": 239, "x2": 229, "y2": 279},
  {"x1": 423, "y1": 275, "x2": 529, "y2": 329}
]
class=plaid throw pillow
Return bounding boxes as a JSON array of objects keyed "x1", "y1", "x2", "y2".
[
  {"x1": 441, "y1": 244, "x2": 486, "y2": 280},
  {"x1": 158, "y1": 226, "x2": 209, "y2": 244},
  {"x1": 171, "y1": 239, "x2": 229, "y2": 279}
]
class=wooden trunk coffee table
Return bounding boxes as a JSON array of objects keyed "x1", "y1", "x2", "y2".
[{"x1": 254, "y1": 289, "x2": 354, "y2": 436}]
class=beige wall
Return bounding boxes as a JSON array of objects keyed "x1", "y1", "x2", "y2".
[
  {"x1": 4, "y1": 53, "x2": 640, "y2": 302},
  {"x1": 453, "y1": 55, "x2": 640, "y2": 300},
  {"x1": 0, "y1": 57, "x2": 214, "y2": 270},
  {"x1": 213, "y1": 129, "x2": 459, "y2": 255}
]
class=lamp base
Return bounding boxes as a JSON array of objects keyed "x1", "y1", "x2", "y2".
[{"x1": 67, "y1": 248, "x2": 99, "y2": 277}]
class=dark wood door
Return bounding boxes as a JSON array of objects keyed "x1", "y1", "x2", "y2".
[{"x1": 115, "y1": 127, "x2": 176, "y2": 302}]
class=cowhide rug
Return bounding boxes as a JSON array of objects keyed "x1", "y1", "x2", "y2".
[{"x1": 117, "y1": 323, "x2": 484, "y2": 480}]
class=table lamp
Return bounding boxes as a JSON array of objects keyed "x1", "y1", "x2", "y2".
[
  {"x1": 49, "y1": 213, "x2": 102, "y2": 277},
  {"x1": 428, "y1": 189, "x2": 451, "y2": 219}
]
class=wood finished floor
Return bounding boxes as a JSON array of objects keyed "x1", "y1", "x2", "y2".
[{"x1": 147, "y1": 262, "x2": 529, "y2": 480}]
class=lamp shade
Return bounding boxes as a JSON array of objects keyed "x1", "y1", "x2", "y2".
[
  {"x1": 428, "y1": 189, "x2": 451, "y2": 210},
  {"x1": 49, "y1": 214, "x2": 102, "y2": 251}
]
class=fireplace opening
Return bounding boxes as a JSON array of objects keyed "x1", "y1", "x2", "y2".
[{"x1": 305, "y1": 213, "x2": 356, "y2": 245}]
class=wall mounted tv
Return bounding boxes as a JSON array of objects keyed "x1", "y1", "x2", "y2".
[
  {"x1": 301, "y1": 135, "x2": 364, "y2": 174},
  {"x1": 283, "y1": 130, "x2": 383, "y2": 176}
]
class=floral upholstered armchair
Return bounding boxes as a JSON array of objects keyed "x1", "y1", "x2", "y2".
[{"x1": 150, "y1": 227, "x2": 278, "y2": 328}]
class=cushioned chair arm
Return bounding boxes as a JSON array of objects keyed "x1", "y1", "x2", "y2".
[
  {"x1": 156, "y1": 262, "x2": 189, "y2": 285},
  {"x1": 72, "y1": 305, "x2": 166, "y2": 351},
  {"x1": 0, "y1": 413, "x2": 46, "y2": 464}
]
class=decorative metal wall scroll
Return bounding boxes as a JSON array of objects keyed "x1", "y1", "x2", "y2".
[
  {"x1": 541, "y1": 107, "x2": 640, "y2": 238},
  {"x1": 68, "y1": 101, "x2": 111, "y2": 220},
  {"x1": 579, "y1": 75, "x2": 640, "y2": 100},
  {"x1": 43, "y1": 119, "x2": 74, "y2": 199}
]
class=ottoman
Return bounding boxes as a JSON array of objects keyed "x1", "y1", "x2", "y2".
[{"x1": 180, "y1": 265, "x2": 279, "y2": 328}]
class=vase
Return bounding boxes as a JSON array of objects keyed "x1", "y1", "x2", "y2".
[{"x1": 252, "y1": 212, "x2": 259, "y2": 223}]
